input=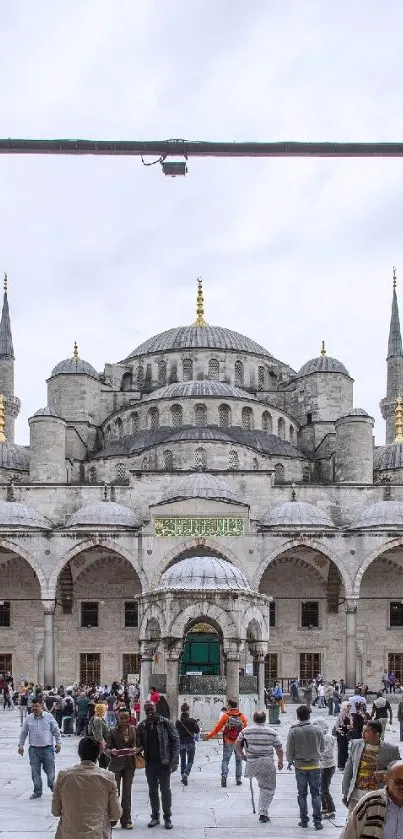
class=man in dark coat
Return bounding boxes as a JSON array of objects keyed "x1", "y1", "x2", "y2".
[{"x1": 136, "y1": 701, "x2": 179, "y2": 829}]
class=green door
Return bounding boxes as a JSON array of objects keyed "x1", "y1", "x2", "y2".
[{"x1": 181, "y1": 632, "x2": 220, "y2": 675}]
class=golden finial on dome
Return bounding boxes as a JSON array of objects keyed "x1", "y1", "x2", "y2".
[
  {"x1": 393, "y1": 266, "x2": 397, "y2": 290},
  {"x1": 3, "y1": 272, "x2": 7, "y2": 293},
  {"x1": 395, "y1": 396, "x2": 403, "y2": 443},
  {"x1": 0, "y1": 394, "x2": 7, "y2": 443},
  {"x1": 320, "y1": 340, "x2": 327, "y2": 357},
  {"x1": 194, "y1": 277, "x2": 207, "y2": 327},
  {"x1": 73, "y1": 341, "x2": 79, "y2": 361}
]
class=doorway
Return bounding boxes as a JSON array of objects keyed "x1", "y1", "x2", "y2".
[{"x1": 181, "y1": 625, "x2": 220, "y2": 675}]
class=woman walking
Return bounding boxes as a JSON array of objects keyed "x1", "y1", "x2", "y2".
[
  {"x1": 88, "y1": 703, "x2": 110, "y2": 769},
  {"x1": 175, "y1": 702, "x2": 200, "y2": 785},
  {"x1": 335, "y1": 701, "x2": 353, "y2": 770},
  {"x1": 106, "y1": 707, "x2": 136, "y2": 830}
]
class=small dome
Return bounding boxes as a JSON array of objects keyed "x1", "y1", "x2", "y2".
[
  {"x1": 33, "y1": 406, "x2": 60, "y2": 418},
  {"x1": 0, "y1": 443, "x2": 29, "y2": 471},
  {"x1": 0, "y1": 501, "x2": 51, "y2": 529},
  {"x1": 374, "y1": 444, "x2": 403, "y2": 471},
  {"x1": 261, "y1": 501, "x2": 334, "y2": 528},
  {"x1": 65, "y1": 501, "x2": 141, "y2": 528},
  {"x1": 157, "y1": 473, "x2": 245, "y2": 506},
  {"x1": 50, "y1": 358, "x2": 99, "y2": 380},
  {"x1": 349, "y1": 500, "x2": 403, "y2": 529},
  {"x1": 343, "y1": 408, "x2": 369, "y2": 417},
  {"x1": 161, "y1": 555, "x2": 250, "y2": 591},
  {"x1": 123, "y1": 325, "x2": 273, "y2": 361},
  {"x1": 142, "y1": 381, "x2": 254, "y2": 402},
  {"x1": 298, "y1": 356, "x2": 350, "y2": 378}
]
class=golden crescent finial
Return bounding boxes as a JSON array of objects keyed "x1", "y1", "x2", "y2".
[
  {"x1": 395, "y1": 395, "x2": 403, "y2": 443},
  {"x1": 0, "y1": 393, "x2": 7, "y2": 443},
  {"x1": 320, "y1": 340, "x2": 327, "y2": 357},
  {"x1": 194, "y1": 277, "x2": 207, "y2": 327},
  {"x1": 393, "y1": 266, "x2": 397, "y2": 290},
  {"x1": 73, "y1": 341, "x2": 79, "y2": 361}
]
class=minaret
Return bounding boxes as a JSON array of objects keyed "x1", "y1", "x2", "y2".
[
  {"x1": 194, "y1": 277, "x2": 207, "y2": 326},
  {"x1": 380, "y1": 268, "x2": 403, "y2": 443},
  {"x1": 0, "y1": 273, "x2": 20, "y2": 442}
]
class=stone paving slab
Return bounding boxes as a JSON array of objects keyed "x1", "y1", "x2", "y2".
[{"x1": 1, "y1": 705, "x2": 402, "y2": 837}]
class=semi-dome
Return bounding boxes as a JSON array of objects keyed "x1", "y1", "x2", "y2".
[
  {"x1": 298, "y1": 356, "x2": 350, "y2": 378},
  {"x1": 0, "y1": 443, "x2": 29, "y2": 471},
  {"x1": 65, "y1": 501, "x2": 142, "y2": 528},
  {"x1": 374, "y1": 443, "x2": 403, "y2": 471},
  {"x1": 0, "y1": 501, "x2": 51, "y2": 529},
  {"x1": 261, "y1": 501, "x2": 334, "y2": 528},
  {"x1": 142, "y1": 381, "x2": 254, "y2": 402},
  {"x1": 349, "y1": 500, "x2": 403, "y2": 529},
  {"x1": 33, "y1": 406, "x2": 61, "y2": 418},
  {"x1": 156, "y1": 472, "x2": 245, "y2": 506},
  {"x1": 122, "y1": 325, "x2": 273, "y2": 361},
  {"x1": 161, "y1": 555, "x2": 250, "y2": 590}
]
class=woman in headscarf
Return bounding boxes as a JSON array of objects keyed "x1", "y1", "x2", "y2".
[
  {"x1": 88, "y1": 703, "x2": 110, "y2": 768},
  {"x1": 334, "y1": 700, "x2": 353, "y2": 770}
]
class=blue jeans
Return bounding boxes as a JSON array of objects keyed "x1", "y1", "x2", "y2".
[
  {"x1": 28, "y1": 746, "x2": 55, "y2": 796},
  {"x1": 221, "y1": 742, "x2": 242, "y2": 781},
  {"x1": 180, "y1": 741, "x2": 196, "y2": 776},
  {"x1": 295, "y1": 767, "x2": 322, "y2": 825}
]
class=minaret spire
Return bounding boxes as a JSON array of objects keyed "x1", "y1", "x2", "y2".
[
  {"x1": 380, "y1": 267, "x2": 403, "y2": 443},
  {"x1": 194, "y1": 277, "x2": 207, "y2": 327},
  {"x1": 388, "y1": 267, "x2": 402, "y2": 358},
  {"x1": 0, "y1": 272, "x2": 14, "y2": 360}
]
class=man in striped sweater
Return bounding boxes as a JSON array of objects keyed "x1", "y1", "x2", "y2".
[
  {"x1": 235, "y1": 710, "x2": 283, "y2": 823},
  {"x1": 342, "y1": 761, "x2": 403, "y2": 839}
]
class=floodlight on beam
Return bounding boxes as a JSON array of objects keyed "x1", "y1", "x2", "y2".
[{"x1": 161, "y1": 159, "x2": 188, "y2": 177}]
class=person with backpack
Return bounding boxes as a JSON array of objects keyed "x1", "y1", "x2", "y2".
[
  {"x1": 205, "y1": 699, "x2": 247, "y2": 787},
  {"x1": 175, "y1": 702, "x2": 200, "y2": 785}
]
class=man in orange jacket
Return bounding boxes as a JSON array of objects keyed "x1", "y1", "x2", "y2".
[{"x1": 205, "y1": 699, "x2": 247, "y2": 787}]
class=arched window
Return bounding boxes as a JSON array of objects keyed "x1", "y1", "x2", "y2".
[
  {"x1": 277, "y1": 417, "x2": 285, "y2": 439},
  {"x1": 235, "y1": 360, "x2": 244, "y2": 386},
  {"x1": 195, "y1": 403, "x2": 207, "y2": 427},
  {"x1": 136, "y1": 364, "x2": 144, "y2": 389},
  {"x1": 115, "y1": 462, "x2": 126, "y2": 482},
  {"x1": 258, "y1": 366, "x2": 265, "y2": 390},
  {"x1": 183, "y1": 359, "x2": 193, "y2": 381},
  {"x1": 302, "y1": 466, "x2": 310, "y2": 484},
  {"x1": 130, "y1": 412, "x2": 139, "y2": 433},
  {"x1": 219, "y1": 404, "x2": 231, "y2": 428},
  {"x1": 252, "y1": 457, "x2": 258, "y2": 471},
  {"x1": 88, "y1": 467, "x2": 97, "y2": 484},
  {"x1": 148, "y1": 407, "x2": 159, "y2": 429},
  {"x1": 115, "y1": 417, "x2": 123, "y2": 439},
  {"x1": 121, "y1": 371, "x2": 132, "y2": 391},
  {"x1": 274, "y1": 463, "x2": 285, "y2": 483},
  {"x1": 289, "y1": 425, "x2": 295, "y2": 443},
  {"x1": 242, "y1": 406, "x2": 254, "y2": 430},
  {"x1": 229, "y1": 450, "x2": 239, "y2": 470},
  {"x1": 158, "y1": 359, "x2": 167, "y2": 386},
  {"x1": 142, "y1": 456, "x2": 149, "y2": 471},
  {"x1": 195, "y1": 447, "x2": 206, "y2": 471},
  {"x1": 208, "y1": 358, "x2": 219, "y2": 380},
  {"x1": 262, "y1": 411, "x2": 272, "y2": 433},
  {"x1": 164, "y1": 449, "x2": 173, "y2": 470},
  {"x1": 171, "y1": 404, "x2": 183, "y2": 427}
]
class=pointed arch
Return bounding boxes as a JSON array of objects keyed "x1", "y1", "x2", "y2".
[
  {"x1": 0, "y1": 538, "x2": 47, "y2": 598},
  {"x1": 251, "y1": 537, "x2": 353, "y2": 596},
  {"x1": 168, "y1": 601, "x2": 239, "y2": 640},
  {"x1": 48, "y1": 538, "x2": 149, "y2": 597},
  {"x1": 353, "y1": 536, "x2": 403, "y2": 596},
  {"x1": 150, "y1": 539, "x2": 245, "y2": 589}
]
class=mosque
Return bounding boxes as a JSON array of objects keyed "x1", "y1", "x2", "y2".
[{"x1": 0, "y1": 273, "x2": 403, "y2": 716}]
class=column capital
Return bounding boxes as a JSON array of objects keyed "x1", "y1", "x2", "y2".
[
  {"x1": 139, "y1": 641, "x2": 155, "y2": 659},
  {"x1": 345, "y1": 597, "x2": 359, "y2": 614},
  {"x1": 42, "y1": 599, "x2": 56, "y2": 615}
]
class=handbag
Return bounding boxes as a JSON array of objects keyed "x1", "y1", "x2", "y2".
[{"x1": 135, "y1": 752, "x2": 145, "y2": 769}]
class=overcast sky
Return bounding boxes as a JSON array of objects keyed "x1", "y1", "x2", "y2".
[{"x1": 1, "y1": 0, "x2": 403, "y2": 445}]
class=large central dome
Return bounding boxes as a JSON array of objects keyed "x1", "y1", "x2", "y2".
[{"x1": 123, "y1": 325, "x2": 273, "y2": 361}]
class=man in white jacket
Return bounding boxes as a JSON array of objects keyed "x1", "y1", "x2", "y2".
[{"x1": 313, "y1": 719, "x2": 336, "y2": 818}]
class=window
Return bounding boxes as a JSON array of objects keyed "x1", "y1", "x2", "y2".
[
  {"x1": 124, "y1": 601, "x2": 139, "y2": 628},
  {"x1": 264, "y1": 653, "x2": 278, "y2": 683},
  {"x1": 164, "y1": 449, "x2": 173, "y2": 469},
  {"x1": 277, "y1": 417, "x2": 285, "y2": 439},
  {"x1": 171, "y1": 404, "x2": 183, "y2": 427},
  {"x1": 88, "y1": 467, "x2": 97, "y2": 484},
  {"x1": 274, "y1": 463, "x2": 284, "y2": 483},
  {"x1": 307, "y1": 412, "x2": 313, "y2": 424},
  {"x1": 388, "y1": 653, "x2": 403, "y2": 683},
  {"x1": 0, "y1": 601, "x2": 10, "y2": 627},
  {"x1": 81, "y1": 602, "x2": 99, "y2": 628},
  {"x1": 235, "y1": 360, "x2": 244, "y2": 386},
  {"x1": 262, "y1": 411, "x2": 272, "y2": 433},
  {"x1": 195, "y1": 447, "x2": 206, "y2": 470},
  {"x1": 219, "y1": 404, "x2": 231, "y2": 428},
  {"x1": 115, "y1": 418, "x2": 123, "y2": 439},
  {"x1": 121, "y1": 372, "x2": 132, "y2": 391},
  {"x1": 252, "y1": 457, "x2": 258, "y2": 470},
  {"x1": 390, "y1": 602, "x2": 403, "y2": 627},
  {"x1": 208, "y1": 358, "x2": 219, "y2": 380},
  {"x1": 302, "y1": 466, "x2": 310, "y2": 484},
  {"x1": 115, "y1": 462, "x2": 126, "y2": 482},
  {"x1": 183, "y1": 359, "x2": 193, "y2": 381},
  {"x1": 80, "y1": 652, "x2": 100, "y2": 684},
  {"x1": 301, "y1": 601, "x2": 319, "y2": 628},
  {"x1": 195, "y1": 403, "x2": 207, "y2": 427},
  {"x1": 300, "y1": 652, "x2": 321, "y2": 682},
  {"x1": 242, "y1": 407, "x2": 254, "y2": 430},
  {"x1": 229, "y1": 450, "x2": 239, "y2": 470},
  {"x1": 122, "y1": 653, "x2": 140, "y2": 679},
  {"x1": 158, "y1": 359, "x2": 167, "y2": 386},
  {"x1": 136, "y1": 365, "x2": 144, "y2": 389},
  {"x1": 289, "y1": 425, "x2": 295, "y2": 443},
  {"x1": 269, "y1": 601, "x2": 276, "y2": 627},
  {"x1": 130, "y1": 412, "x2": 139, "y2": 433},
  {"x1": 148, "y1": 407, "x2": 159, "y2": 429},
  {"x1": 0, "y1": 653, "x2": 12, "y2": 673},
  {"x1": 258, "y1": 366, "x2": 265, "y2": 390},
  {"x1": 142, "y1": 456, "x2": 149, "y2": 471}
]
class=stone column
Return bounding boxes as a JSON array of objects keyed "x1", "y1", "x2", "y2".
[
  {"x1": 166, "y1": 651, "x2": 181, "y2": 720},
  {"x1": 42, "y1": 601, "x2": 55, "y2": 688},
  {"x1": 345, "y1": 598, "x2": 358, "y2": 689},
  {"x1": 225, "y1": 653, "x2": 240, "y2": 703},
  {"x1": 139, "y1": 645, "x2": 154, "y2": 709},
  {"x1": 257, "y1": 656, "x2": 266, "y2": 709}
]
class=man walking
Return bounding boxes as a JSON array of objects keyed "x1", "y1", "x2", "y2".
[
  {"x1": 286, "y1": 704, "x2": 324, "y2": 830},
  {"x1": 18, "y1": 697, "x2": 62, "y2": 799},
  {"x1": 175, "y1": 702, "x2": 200, "y2": 785},
  {"x1": 371, "y1": 691, "x2": 392, "y2": 740},
  {"x1": 235, "y1": 710, "x2": 283, "y2": 823},
  {"x1": 342, "y1": 719, "x2": 400, "y2": 814},
  {"x1": 205, "y1": 698, "x2": 247, "y2": 787},
  {"x1": 342, "y1": 760, "x2": 403, "y2": 839},
  {"x1": 398, "y1": 695, "x2": 403, "y2": 741},
  {"x1": 52, "y1": 736, "x2": 122, "y2": 837},
  {"x1": 136, "y1": 700, "x2": 179, "y2": 830}
]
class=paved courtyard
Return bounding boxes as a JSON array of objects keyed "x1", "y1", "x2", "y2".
[{"x1": 1, "y1": 704, "x2": 402, "y2": 838}]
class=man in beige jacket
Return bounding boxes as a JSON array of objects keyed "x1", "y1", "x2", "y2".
[{"x1": 52, "y1": 736, "x2": 122, "y2": 838}]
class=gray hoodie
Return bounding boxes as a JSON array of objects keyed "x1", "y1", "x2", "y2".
[{"x1": 286, "y1": 720, "x2": 324, "y2": 769}]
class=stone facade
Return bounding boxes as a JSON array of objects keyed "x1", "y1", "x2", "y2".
[{"x1": 1, "y1": 279, "x2": 403, "y2": 716}]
